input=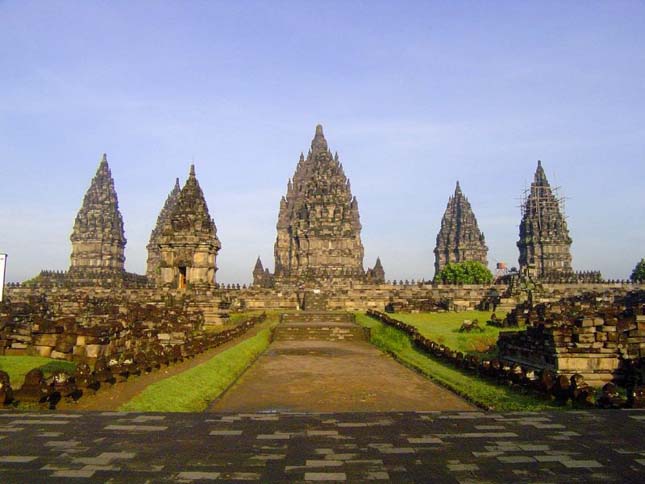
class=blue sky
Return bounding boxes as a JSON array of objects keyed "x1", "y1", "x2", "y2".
[{"x1": 1, "y1": 1, "x2": 644, "y2": 283}]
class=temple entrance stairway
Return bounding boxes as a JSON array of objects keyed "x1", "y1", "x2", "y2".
[{"x1": 272, "y1": 312, "x2": 369, "y2": 342}]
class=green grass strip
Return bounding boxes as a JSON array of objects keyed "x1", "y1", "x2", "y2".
[
  {"x1": 0, "y1": 356, "x2": 76, "y2": 387},
  {"x1": 356, "y1": 313, "x2": 559, "y2": 411},
  {"x1": 119, "y1": 327, "x2": 272, "y2": 412}
]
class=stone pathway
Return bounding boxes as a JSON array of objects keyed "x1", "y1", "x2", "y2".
[
  {"x1": 209, "y1": 340, "x2": 473, "y2": 412},
  {"x1": 0, "y1": 410, "x2": 644, "y2": 482}
]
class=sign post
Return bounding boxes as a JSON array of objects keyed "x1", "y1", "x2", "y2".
[{"x1": 0, "y1": 254, "x2": 7, "y2": 303}]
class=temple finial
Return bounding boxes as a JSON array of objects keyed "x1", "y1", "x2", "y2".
[
  {"x1": 189, "y1": 164, "x2": 196, "y2": 177},
  {"x1": 311, "y1": 124, "x2": 328, "y2": 152}
]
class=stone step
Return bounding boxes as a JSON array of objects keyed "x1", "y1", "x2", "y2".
[
  {"x1": 280, "y1": 312, "x2": 355, "y2": 324},
  {"x1": 273, "y1": 324, "x2": 368, "y2": 342}
]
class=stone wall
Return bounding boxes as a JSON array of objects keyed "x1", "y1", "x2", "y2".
[{"x1": 0, "y1": 286, "x2": 229, "y2": 362}]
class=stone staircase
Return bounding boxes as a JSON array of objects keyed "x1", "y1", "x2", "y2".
[{"x1": 273, "y1": 312, "x2": 369, "y2": 342}]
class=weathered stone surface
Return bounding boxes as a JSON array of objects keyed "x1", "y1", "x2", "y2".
[
  {"x1": 517, "y1": 160, "x2": 572, "y2": 279},
  {"x1": 434, "y1": 181, "x2": 488, "y2": 275}
]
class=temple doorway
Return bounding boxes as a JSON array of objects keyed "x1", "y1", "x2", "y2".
[{"x1": 178, "y1": 266, "x2": 187, "y2": 289}]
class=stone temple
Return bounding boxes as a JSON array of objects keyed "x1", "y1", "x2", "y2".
[
  {"x1": 517, "y1": 160, "x2": 573, "y2": 279},
  {"x1": 69, "y1": 154, "x2": 126, "y2": 276},
  {"x1": 268, "y1": 125, "x2": 381, "y2": 286},
  {"x1": 149, "y1": 165, "x2": 221, "y2": 289},
  {"x1": 146, "y1": 178, "x2": 181, "y2": 279},
  {"x1": 433, "y1": 181, "x2": 488, "y2": 276}
]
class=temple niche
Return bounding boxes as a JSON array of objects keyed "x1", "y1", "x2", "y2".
[
  {"x1": 272, "y1": 125, "x2": 366, "y2": 285},
  {"x1": 69, "y1": 154, "x2": 126, "y2": 275},
  {"x1": 433, "y1": 181, "x2": 488, "y2": 275},
  {"x1": 153, "y1": 165, "x2": 221, "y2": 289},
  {"x1": 517, "y1": 160, "x2": 573, "y2": 279}
]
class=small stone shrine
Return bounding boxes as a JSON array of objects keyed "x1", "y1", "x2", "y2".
[
  {"x1": 153, "y1": 165, "x2": 221, "y2": 289},
  {"x1": 433, "y1": 181, "x2": 488, "y2": 275}
]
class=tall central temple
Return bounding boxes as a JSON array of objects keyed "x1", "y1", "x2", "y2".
[{"x1": 272, "y1": 125, "x2": 366, "y2": 285}]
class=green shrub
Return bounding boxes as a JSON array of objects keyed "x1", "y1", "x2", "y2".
[{"x1": 434, "y1": 261, "x2": 493, "y2": 284}]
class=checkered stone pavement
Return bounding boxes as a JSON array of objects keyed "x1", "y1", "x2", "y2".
[{"x1": 0, "y1": 410, "x2": 644, "y2": 482}]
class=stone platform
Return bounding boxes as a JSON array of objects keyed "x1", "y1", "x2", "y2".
[{"x1": 0, "y1": 410, "x2": 644, "y2": 482}]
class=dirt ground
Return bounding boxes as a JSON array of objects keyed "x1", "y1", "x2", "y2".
[
  {"x1": 208, "y1": 339, "x2": 474, "y2": 412},
  {"x1": 58, "y1": 323, "x2": 268, "y2": 411}
]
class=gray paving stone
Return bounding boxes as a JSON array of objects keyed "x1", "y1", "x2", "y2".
[{"x1": 305, "y1": 472, "x2": 347, "y2": 481}]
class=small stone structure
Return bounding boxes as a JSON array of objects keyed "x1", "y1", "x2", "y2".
[
  {"x1": 154, "y1": 165, "x2": 221, "y2": 289},
  {"x1": 434, "y1": 181, "x2": 488, "y2": 275},
  {"x1": 366, "y1": 257, "x2": 386, "y2": 284},
  {"x1": 252, "y1": 257, "x2": 274, "y2": 288},
  {"x1": 517, "y1": 160, "x2": 573, "y2": 279}
]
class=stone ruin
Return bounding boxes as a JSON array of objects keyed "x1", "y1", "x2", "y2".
[
  {"x1": 0, "y1": 291, "x2": 266, "y2": 409},
  {"x1": 497, "y1": 289, "x2": 645, "y2": 385},
  {"x1": 434, "y1": 181, "x2": 488, "y2": 275}
]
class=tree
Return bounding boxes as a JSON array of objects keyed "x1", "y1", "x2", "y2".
[
  {"x1": 631, "y1": 258, "x2": 645, "y2": 283},
  {"x1": 434, "y1": 261, "x2": 493, "y2": 284}
]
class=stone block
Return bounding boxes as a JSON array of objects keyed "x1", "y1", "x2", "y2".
[
  {"x1": 32, "y1": 333, "x2": 58, "y2": 346},
  {"x1": 33, "y1": 345, "x2": 53, "y2": 357},
  {"x1": 575, "y1": 334, "x2": 595, "y2": 344},
  {"x1": 51, "y1": 350, "x2": 72, "y2": 360},
  {"x1": 85, "y1": 344, "x2": 104, "y2": 358}
]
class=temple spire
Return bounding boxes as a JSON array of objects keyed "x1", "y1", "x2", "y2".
[
  {"x1": 69, "y1": 153, "x2": 126, "y2": 274},
  {"x1": 518, "y1": 160, "x2": 572, "y2": 279},
  {"x1": 146, "y1": 177, "x2": 183, "y2": 278},
  {"x1": 434, "y1": 182, "x2": 487, "y2": 276},
  {"x1": 534, "y1": 160, "x2": 548, "y2": 186},
  {"x1": 274, "y1": 124, "x2": 365, "y2": 284},
  {"x1": 311, "y1": 124, "x2": 328, "y2": 153}
]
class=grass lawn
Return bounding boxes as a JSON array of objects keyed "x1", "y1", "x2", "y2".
[
  {"x1": 0, "y1": 356, "x2": 76, "y2": 387},
  {"x1": 389, "y1": 310, "x2": 520, "y2": 355},
  {"x1": 356, "y1": 313, "x2": 559, "y2": 411},
  {"x1": 119, "y1": 325, "x2": 274, "y2": 412}
]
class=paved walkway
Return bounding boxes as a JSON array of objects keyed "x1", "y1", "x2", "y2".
[
  {"x1": 209, "y1": 340, "x2": 473, "y2": 412},
  {"x1": 0, "y1": 410, "x2": 643, "y2": 482}
]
